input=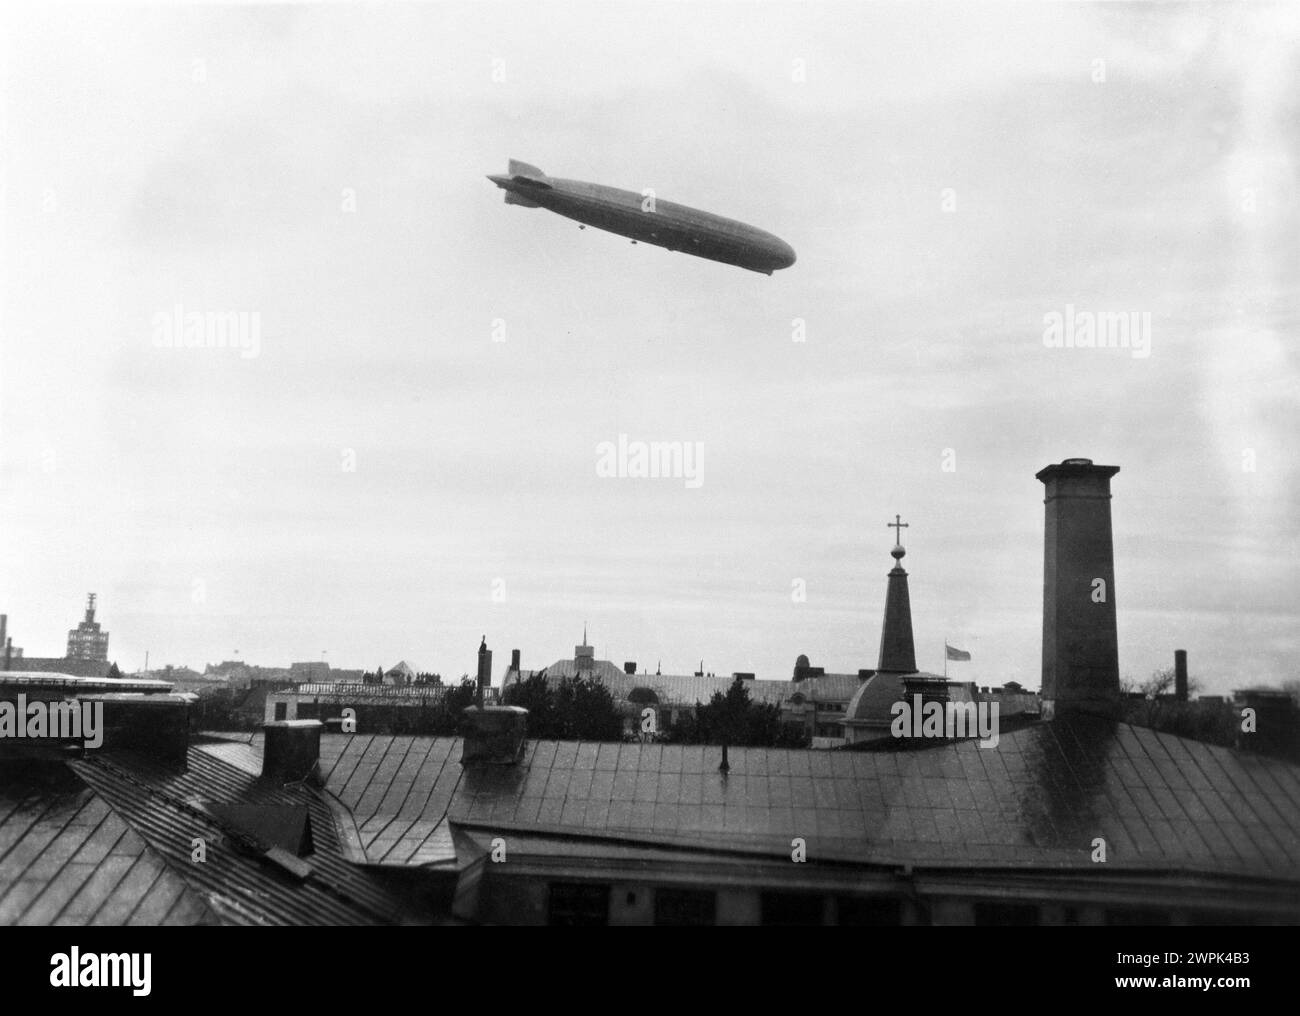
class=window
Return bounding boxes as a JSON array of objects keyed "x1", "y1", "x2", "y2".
[
  {"x1": 273, "y1": 702, "x2": 287, "y2": 721},
  {"x1": 548, "y1": 882, "x2": 610, "y2": 926},
  {"x1": 974, "y1": 902, "x2": 1040, "y2": 926},
  {"x1": 655, "y1": 888, "x2": 715, "y2": 926},
  {"x1": 761, "y1": 892, "x2": 824, "y2": 926},
  {"x1": 837, "y1": 896, "x2": 903, "y2": 926}
]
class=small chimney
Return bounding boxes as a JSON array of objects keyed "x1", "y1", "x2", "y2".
[
  {"x1": 902, "y1": 675, "x2": 951, "y2": 707},
  {"x1": 623, "y1": 661, "x2": 637, "y2": 675},
  {"x1": 1233, "y1": 688, "x2": 1300, "y2": 761},
  {"x1": 86, "y1": 693, "x2": 193, "y2": 768},
  {"x1": 461, "y1": 705, "x2": 528, "y2": 765},
  {"x1": 476, "y1": 637, "x2": 492, "y2": 707},
  {"x1": 262, "y1": 720, "x2": 323, "y2": 785},
  {"x1": 510, "y1": 648, "x2": 521, "y2": 672},
  {"x1": 1174, "y1": 649, "x2": 1188, "y2": 701},
  {"x1": 1037, "y1": 458, "x2": 1122, "y2": 719}
]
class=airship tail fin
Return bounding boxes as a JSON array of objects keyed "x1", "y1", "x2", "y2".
[
  {"x1": 508, "y1": 159, "x2": 550, "y2": 184},
  {"x1": 504, "y1": 190, "x2": 540, "y2": 208}
]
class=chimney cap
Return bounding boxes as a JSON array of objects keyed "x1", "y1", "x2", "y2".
[{"x1": 1036, "y1": 459, "x2": 1120, "y2": 482}]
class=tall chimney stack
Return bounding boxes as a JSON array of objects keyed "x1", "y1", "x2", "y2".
[
  {"x1": 1037, "y1": 458, "x2": 1121, "y2": 719},
  {"x1": 1174, "y1": 649, "x2": 1188, "y2": 701}
]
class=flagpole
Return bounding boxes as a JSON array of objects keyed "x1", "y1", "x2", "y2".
[{"x1": 943, "y1": 638, "x2": 947, "y2": 679}]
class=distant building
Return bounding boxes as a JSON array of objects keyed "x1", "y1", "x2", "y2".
[
  {"x1": 289, "y1": 661, "x2": 331, "y2": 683},
  {"x1": 0, "y1": 609, "x2": 110, "y2": 677},
  {"x1": 384, "y1": 660, "x2": 417, "y2": 686},
  {"x1": 203, "y1": 661, "x2": 292, "y2": 689},
  {"x1": 66, "y1": 593, "x2": 110, "y2": 662},
  {"x1": 3, "y1": 656, "x2": 112, "y2": 678},
  {"x1": 503, "y1": 637, "x2": 859, "y2": 739},
  {"x1": 0, "y1": 614, "x2": 23, "y2": 667}
]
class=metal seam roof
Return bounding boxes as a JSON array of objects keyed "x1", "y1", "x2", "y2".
[{"x1": 302, "y1": 717, "x2": 1300, "y2": 880}]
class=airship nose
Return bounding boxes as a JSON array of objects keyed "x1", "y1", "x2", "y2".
[{"x1": 774, "y1": 240, "x2": 797, "y2": 270}]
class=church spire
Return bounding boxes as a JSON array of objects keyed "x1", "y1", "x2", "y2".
[{"x1": 877, "y1": 517, "x2": 917, "y2": 673}]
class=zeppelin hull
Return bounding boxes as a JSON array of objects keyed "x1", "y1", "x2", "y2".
[{"x1": 488, "y1": 163, "x2": 796, "y2": 275}]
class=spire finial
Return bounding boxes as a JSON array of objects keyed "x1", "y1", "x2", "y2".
[
  {"x1": 583, "y1": 621, "x2": 587, "y2": 646},
  {"x1": 887, "y1": 514, "x2": 909, "y2": 545}
]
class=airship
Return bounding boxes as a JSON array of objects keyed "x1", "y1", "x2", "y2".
[{"x1": 487, "y1": 160, "x2": 796, "y2": 275}]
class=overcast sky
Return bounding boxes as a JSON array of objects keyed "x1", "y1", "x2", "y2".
[{"x1": 1, "y1": 2, "x2": 1296, "y2": 695}]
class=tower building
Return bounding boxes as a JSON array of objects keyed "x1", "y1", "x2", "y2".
[{"x1": 66, "y1": 593, "x2": 110, "y2": 662}]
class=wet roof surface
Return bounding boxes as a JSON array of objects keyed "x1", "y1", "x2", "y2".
[
  {"x1": 303, "y1": 715, "x2": 1300, "y2": 877},
  {"x1": 1, "y1": 742, "x2": 433, "y2": 927},
  {"x1": 0, "y1": 765, "x2": 215, "y2": 926},
  {"x1": 69, "y1": 746, "x2": 425, "y2": 925}
]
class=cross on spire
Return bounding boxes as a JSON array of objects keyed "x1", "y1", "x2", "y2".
[{"x1": 887, "y1": 514, "x2": 909, "y2": 544}]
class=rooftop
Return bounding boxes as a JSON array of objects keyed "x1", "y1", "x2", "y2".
[{"x1": 222, "y1": 715, "x2": 1300, "y2": 879}]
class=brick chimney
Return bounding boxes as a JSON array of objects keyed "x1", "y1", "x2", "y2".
[
  {"x1": 262, "y1": 720, "x2": 322, "y2": 785},
  {"x1": 1174, "y1": 649, "x2": 1188, "y2": 701},
  {"x1": 510, "y1": 648, "x2": 521, "y2": 673},
  {"x1": 476, "y1": 637, "x2": 492, "y2": 707},
  {"x1": 1037, "y1": 458, "x2": 1121, "y2": 719},
  {"x1": 460, "y1": 705, "x2": 528, "y2": 765}
]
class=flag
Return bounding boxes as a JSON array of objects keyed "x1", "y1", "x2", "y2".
[{"x1": 945, "y1": 644, "x2": 971, "y2": 662}]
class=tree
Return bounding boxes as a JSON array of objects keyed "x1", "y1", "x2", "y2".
[
  {"x1": 501, "y1": 670, "x2": 623, "y2": 741},
  {"x1": 668, "y1": 677, "x2": 806, "y2": 747},
  {"x1": 106, "y1": 662, "x2": 124, "y2": 681},
  {"x1": 502, "y1": 670, "x2": 556, "y2": 735},
  {"x1": 427, "y1": 678, "x2": 477, "y2": 734},
  {"x1": 1121, "y1": 665, "x2": 1202, "y2": 700},
  {"x1": 553, "y1": 675, "x2": 623, "y2": 741}
]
